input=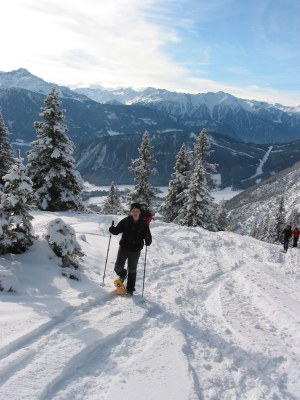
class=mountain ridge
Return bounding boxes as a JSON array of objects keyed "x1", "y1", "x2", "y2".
[
  {"x1": 75, "y1": 86, "x2": 300, "y2": 144},
  {"x1": 1, "y1": 68, "x2": 299, "y2": 144}
]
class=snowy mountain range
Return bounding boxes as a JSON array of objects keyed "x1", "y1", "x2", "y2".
[
  {"x1": 2, "y1": 68, "x2": 300, "y2": 188},
  {"x1": 75, "y1": 86, "x2": 300, "y2": 144},
  {"x1": 0, "y1": 68, "x2": 88, "y2": 101},
  {"x1": 1, "y1": 68, "x2": 300, "y2": 144},
  {"x1": 75, "y1": 85, "x2": 300, "y2": 115}
]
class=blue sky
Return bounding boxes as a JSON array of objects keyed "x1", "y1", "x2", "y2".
[
  {"x1": 159, "y1": 0, "x2": 300, "y2": 89},
  {"x1": 2, "y1": 0, "x2": 300, "y2": 105}
]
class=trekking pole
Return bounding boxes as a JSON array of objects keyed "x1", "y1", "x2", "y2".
[
  {"x1": 141, "y1": 245, "x2": 148, "y2": 298},
  {"x1": 102, "y1": 220, "x2": 114, "y2": 285}
]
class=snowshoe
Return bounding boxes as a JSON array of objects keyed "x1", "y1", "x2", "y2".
[{"x1": 114, "y1": 279, "x2": 127, "y2": 295}]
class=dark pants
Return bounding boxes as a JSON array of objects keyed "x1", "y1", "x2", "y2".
[
  {"x1": 114, "y1": 247, "x2": 141, "y2": 292},
  {"x1": 293, "y1": 237, "x2": 299, "y2": 248},
  {"x1": 283, "y1": 238, "x2": 290, "y2": 251}
]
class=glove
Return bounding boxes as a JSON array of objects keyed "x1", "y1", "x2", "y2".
[
  {"x1": 145, "y1": 237, "x2": 152, "y2": 246},
  {"x1": 109, "y1": 220, "x2": 115, "y2": 234}
]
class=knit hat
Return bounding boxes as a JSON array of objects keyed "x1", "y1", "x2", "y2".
[{"x1": 130, "y1": 202, "x2": 142, "y2": 211}]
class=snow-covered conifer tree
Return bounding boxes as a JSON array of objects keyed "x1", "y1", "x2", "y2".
[
  {"x1": 197, "y1": 128, "x2": 217, "y2": 192},
  {"x1": 255, "y1": 216, "x2": 272, "y2": 243},
  {"x1": 274, "y1": 196, "x2": 286, "y2": 242},
  {"x1": 0, "y1": 108, "x2": 14, "y2": 187},
  {"x1": 287, "y1": 207, "x2": 300, "y2": 229},
  {"x1": 27, "y1": 88, "x2": 83, "y2": 211},
  {"x1": 216, "y1": 200, "x2": 229, "y2": 231},
  {"x1": 102, "y1": 182, "x2": 124, "y2": 215},
  {"x1": 160, "y1": 144, "x2": 192, "y2": 222},
  {"x1": 128, "y1": 131, "x2": 157, "y2": 207},
  {"x1": 266, "y1": 218, "x2": 278, "y2": 244},
  {"x1": 176, "y1": 129, "x2": 217, "y2": 229},
  {"x1": 0, "y1": 157, "x2": 34, "y2": 254},
  {"x1": 250, "y1": 220, "x2": 259, "y2": 239}
]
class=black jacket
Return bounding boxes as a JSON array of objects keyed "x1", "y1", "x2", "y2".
[
  {"x1": 282, "y1": 228, "x2": 292, "y2": 240},
  {"x1": 109, "y1": 216, "x2": 152, "y2": 251}
]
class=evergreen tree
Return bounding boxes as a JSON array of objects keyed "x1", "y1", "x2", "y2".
[
  {"x1": 27, "y1": 88, "x2": 83, "y2": 211},
  {"x1": 287, "y1": 207, "x2": 300, "y2": 229},
  {"x1": 197, "y1": 128, "x2": 217, "y2": 191},
  {"x1": 255, "y1": 216, "x2": 270, "y2": 243},
  {"x1": 216, "y1": 200, "x2": 229, "y2": 231},
  {"x1": 102, "y1": 182, "x2": 124, "y2": 215},
  {"x1": 160, "y1": 144, "x2": 193, "y2": 222},
  {"x1": 250, "y1": 220, "x2": 259, "y2": 239},
  {"x1": 128, "y1": 131, "x2": 157, "y2": 207},
  {"x1": 0, "y1": 108, "x2": 14, "y2": 187},
  {"x1": 274, "y1": 196, "x2": 286, "y2": 242},
  {"x1": 0, "y1": 157, "x2": 35, "y2": 254},
  {"x1": 176, "y1": 129, "x2": 217, "y2": 229},
  {"x1": 0, "y1": 186, "x2": 8, "y2": 254},
  {"x1": 266, "y1": 217, "x2": 278, "y2": 244}
]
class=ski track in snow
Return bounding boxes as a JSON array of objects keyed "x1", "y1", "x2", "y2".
[{"x1": 1, "y1": 214, "x2": 300, "y2": 400}]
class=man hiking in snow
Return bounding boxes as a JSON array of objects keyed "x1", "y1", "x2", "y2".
[
  {"x1": 282, "y1": 224, "x2": 292, "y2": 252},
  {"x1": 109, "y1": 203, "x2": 152, "y2": 295}
]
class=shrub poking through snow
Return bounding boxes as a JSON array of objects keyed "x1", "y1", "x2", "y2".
[
  {"x1": 46, "y1": 218, "x2": 84, "y2": 270},
  {"x1": 0, "y1": 265, "x2": 17, "y2": 292}
]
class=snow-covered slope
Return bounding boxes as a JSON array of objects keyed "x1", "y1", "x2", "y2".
[
  {"x1": 75, "y1": 86, "x2": 138, "y2": 105},
  {"x1": 1, "y1": 211, "x2": 299, "y2": 399},
  {"x1": 226, "y1": 162, "x2": 300, "y2": 235}
]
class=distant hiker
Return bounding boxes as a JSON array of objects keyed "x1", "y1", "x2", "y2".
[
  {"x1": 109, "y1": 202, "x2": 152, "y2": 295},
  {"x1": 292, "y1": 227, "x2": 300, "y2": 248},
  {"x1": 282, "y1": 224, "x2": 292, "y2": 252}
]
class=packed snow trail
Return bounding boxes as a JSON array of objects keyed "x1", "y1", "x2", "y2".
[{"x1": 0, "y1": 212, "x2": 300, "y2": 400}]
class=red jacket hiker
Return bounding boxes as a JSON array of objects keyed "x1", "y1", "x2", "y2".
[
  {"x1": 293, "y1": 229, "x2": 300, "y2": 238},
  {"x1": 292, "y1": 228, "x2": 300, "y2": 247}
]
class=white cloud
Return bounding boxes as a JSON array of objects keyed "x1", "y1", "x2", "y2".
[{"x1": 1, "y1": 0, "x2": 184, "y2": 86}]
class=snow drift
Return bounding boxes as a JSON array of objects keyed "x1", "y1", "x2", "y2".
[{"x1": 0, "y1": 211, "x2": 299, "y2": 399}]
